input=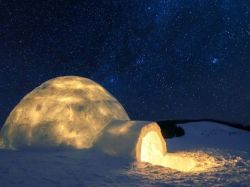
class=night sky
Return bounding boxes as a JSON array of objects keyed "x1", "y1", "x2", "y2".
[{"x1": 0, "y1": 0, "x2": 250, "y2": 127}]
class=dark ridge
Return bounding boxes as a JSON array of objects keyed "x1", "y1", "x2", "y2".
[{"x1": 157, "y1": 119, "x2": 250, "y2": 139}]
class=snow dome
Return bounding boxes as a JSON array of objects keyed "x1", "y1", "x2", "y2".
[
  {"x1": 0, "y1": 76, "x2": 214, "y2": 172},
  {"x1": 0, "y1": 76, "x2": 129, "y2": 149}
]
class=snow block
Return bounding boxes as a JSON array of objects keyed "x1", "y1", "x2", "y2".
[{"x1": 94, "y1": 120, "x2": 167, "y2": 161}]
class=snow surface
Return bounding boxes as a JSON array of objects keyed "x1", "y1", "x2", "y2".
[{"x1": 0, "y1": 122, "x2": 249, "y2": 187}]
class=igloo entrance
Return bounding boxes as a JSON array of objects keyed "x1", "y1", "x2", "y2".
[
  {"x1": 140, "y1": 131, "x2": 165, "y2": 165},
  {"x1": 140, "y1": 130, "x2": 197, "y2": 172}
]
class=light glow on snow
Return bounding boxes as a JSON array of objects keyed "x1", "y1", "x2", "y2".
[{"x1": 140, "y1": 131, "x2": 220, "y2": 172}]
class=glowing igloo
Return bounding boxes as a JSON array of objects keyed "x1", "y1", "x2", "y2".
[
  {"x1": 0, "y1": 76, "x2": 167, "y2": 155},
  {"x1": 1, "y1": 76, "x2": 211, "y2": 172},
  {"x1": 1, "y1": 76, "x2": 168, "y2": 161},
  {"x1": 0, "y1": 76, "x2": 129, "y2": 149}
]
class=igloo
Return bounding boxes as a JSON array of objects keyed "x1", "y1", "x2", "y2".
[
  {"x1": 0, "y1": 76, "x2": 129, "y2": 149},
  {"x1": 1, "y1": 76, "x2": 200, "y2": 171}
]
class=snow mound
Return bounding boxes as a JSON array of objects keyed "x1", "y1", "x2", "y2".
[{"x1": 0, "y1": 76, "x2": 129, "y2": 149}]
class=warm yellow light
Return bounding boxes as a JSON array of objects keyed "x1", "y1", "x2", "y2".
[
  {"x1": 140, "y1": 131, "x2": 219, "y2": 172},
  {"x1": 0, "y1": 76, "x2": 129, "y2": 149},
  {"x1": 140, "y1": 131, "x2": 164, "y2": 165},
  {"x1": 107, "y1": 121, "x2": 133, "y2": 135}
]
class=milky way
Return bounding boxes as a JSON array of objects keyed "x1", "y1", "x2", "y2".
[{"x1": 0, "y1": 0, "x2": 249, "y2": 126}]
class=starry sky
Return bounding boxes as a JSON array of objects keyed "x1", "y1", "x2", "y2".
[{"x1": 0, "y1": 0, "x2": 250, "y2": 127}]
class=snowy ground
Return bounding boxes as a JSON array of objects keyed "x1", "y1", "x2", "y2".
[{"x1": 0, "y1": 122, "x2": 249, "y2": 187}]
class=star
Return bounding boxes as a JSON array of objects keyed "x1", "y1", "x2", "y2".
[
  {"x1": 136, "y1": 57, "x2": 145, "y2": 65},
  {"x1": 211, "y1": 57, "x2": 219, "y2": 64},
  {"x1": 108, "y1": 76, "x2": 118, "y2": 84}
]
